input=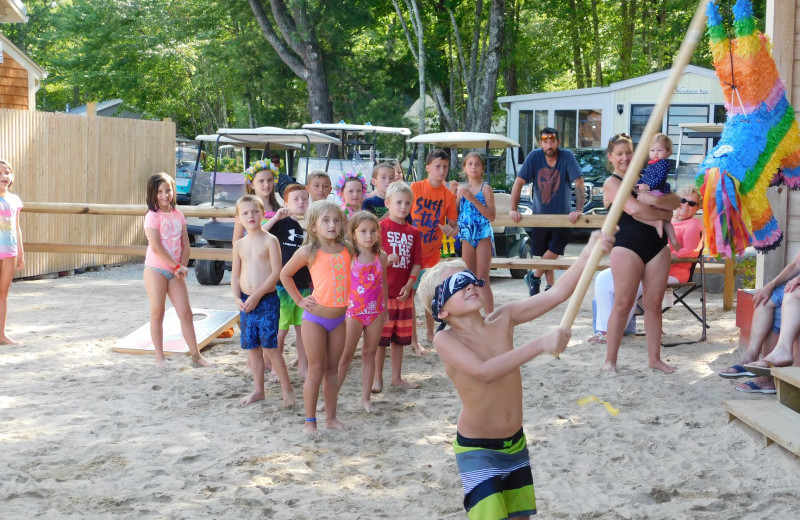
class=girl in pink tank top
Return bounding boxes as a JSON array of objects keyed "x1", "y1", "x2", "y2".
[
  {"x1": 337, "y1": 212, "x2": 388, "y2": 413},
  {"x1": 279, "y1": 200, "x2": 353, "y2": 434}
]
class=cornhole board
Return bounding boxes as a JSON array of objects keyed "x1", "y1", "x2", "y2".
[{"x1": 112, "y1": 308, "x2": 239, "y2": 356}]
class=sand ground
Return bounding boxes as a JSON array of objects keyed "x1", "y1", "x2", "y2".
[{"x1": 2, "y1": 258, "x2": 800, "y2": 519}]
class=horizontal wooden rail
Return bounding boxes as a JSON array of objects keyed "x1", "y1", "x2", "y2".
[
  {"x1": 22, "y1": 202, "x2": 237, "y2": 218},
  {"x1": 26, "y1": 243, "x2": 233, "y2": 261},
  {"x1": 492, "y1": 214, "x2": 606, "y2": 228}
]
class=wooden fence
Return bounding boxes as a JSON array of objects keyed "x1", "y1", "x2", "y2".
[{"x1": 0, "y1": 107, "x2": 174, "y2": 277}]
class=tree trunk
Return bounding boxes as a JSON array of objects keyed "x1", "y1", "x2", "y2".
[
  {"x1": 591, "y1": 0, "x2": 603, "y2": 85},
  {"x1": 247, "y1": 0, "x2": 333, "y2": 124},
  {"x1": 503, "y1": 0, "x2": 520, "y2": 95},
  {"x1": 619, "y1": 0, "x2": 637, "y2": 79},
  {"x1": 568, "y1": 0, "x2": 585, "y2": 88}
]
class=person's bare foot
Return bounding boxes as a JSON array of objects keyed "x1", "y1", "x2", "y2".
[
  {"x1": 290, "y1": 358, "x2": 298, "y2": 368},
  {"x1": 269, "y1": 371, "x2": 279, "y2": 384},
  {"x1": 362, "y1": 399, "x2": 376, "y2": 413},
  {"x1": 411, "y1": 341, "x2": 427, "y2": 355},
  {"x1": 317, "y1": 401, "x2": 325, "y2": 413},
  {"x1": 155, "y1": 355, "x2": 167, "y2": 369},
  {"x1": 601, "y1": 361, "x2": 617, "y2": 372},
  {"x1": 241, "y1": 391, "x2": 265, "y2": 405},
  {"x1": 391, "y1": 378, "x2": 419, "y2": 389},
  {"x1": 326, "y1": 418, "x2": 347, "y2": 431},
  {"x1": 282, "y1": 388, "x2": 296, "y2": 408},
  {"x1": 244, "y1": 365, "x2": 253, "y2": 376},
  {"x1": 763, "y1": 350, "x2": 793, "y2": 367},
  {"x1": 649, "y1": 359, "x2": 676, "y2": 373},
  {"x1": 0, "y1": 335, "x2": 17, "y2": 345},
  {"x1": 299, "y1": 366, "x2": 308, "y2": 380},
  {"x1": 303, "y1": 419, "x2": 318, "y2": 436},
  {"x1": 426, "y1": 330, "x2": 434, "y2": 344},
  {"x1": 372, "y1": 379, "x2": 383, "y2": 393},
  {"x1": 192, "y1": 353, "x2": 213, "y2": 367}
]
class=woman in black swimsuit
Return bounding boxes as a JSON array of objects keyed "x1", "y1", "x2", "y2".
[{"x1": 602, "y1": 134, "x2": 680, "y2": 373}]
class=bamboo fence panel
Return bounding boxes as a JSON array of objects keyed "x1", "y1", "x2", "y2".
[{"x1": 0, "y1": 107, "x2": 175, "y2": 277}]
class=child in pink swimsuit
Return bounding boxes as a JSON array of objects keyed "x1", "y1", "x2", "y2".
[{"x1": 338, "y1": 211, "x2": 388, "y2": 413}]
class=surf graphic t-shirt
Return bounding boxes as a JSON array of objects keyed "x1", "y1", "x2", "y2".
[
  {"x1": 410, "y1": 179, "x2": 457, "y2": 268},
  {"x1": 144, "y1": 209, "x2": 186, "y2": 270}
]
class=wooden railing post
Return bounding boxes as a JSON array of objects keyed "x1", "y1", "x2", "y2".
[{"x1": 723, "y1": 258, "x2": 735, "y2": 311}]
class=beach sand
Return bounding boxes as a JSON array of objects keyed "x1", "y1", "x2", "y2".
[{"x1": 2, "y1": 260, "x2": 800, "y2": 519}]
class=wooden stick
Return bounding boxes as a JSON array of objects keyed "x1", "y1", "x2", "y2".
[
  {"x1": 558, "y1": 0, "x2": 707, "y2": 331},
  {"x1": 22, "y1": 202, "x2": 237, "y2": 218}
]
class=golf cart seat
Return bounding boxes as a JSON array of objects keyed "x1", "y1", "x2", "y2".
[{"x1": 492, "y1": 193, "x2": 512, "y2": 234}]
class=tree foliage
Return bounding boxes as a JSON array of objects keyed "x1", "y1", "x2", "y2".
[{"x1": 4, "y1": 0, "x2": 768, "y2": 137}]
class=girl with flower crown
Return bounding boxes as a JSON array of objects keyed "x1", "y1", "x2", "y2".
[
  {"x1": 233, "y1": 160, "x2": 282, "y2": 245},
  {"x1": 336, "y1": 171, "x2": 368, "y2": 220}
]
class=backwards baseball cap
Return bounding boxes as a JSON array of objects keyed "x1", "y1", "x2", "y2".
[
  {"x1": 431, "y1": 270, "x2": 485, "y2": 332},
  {"x1": 540, "y1": 127, "x2": 559, "y2": 139}
]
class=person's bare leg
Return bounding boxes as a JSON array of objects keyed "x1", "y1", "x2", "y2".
[
  {"x1": 534, "y1": 250, "x2": 559, "y2": 287},
  {"x1": 391, "y1": 344, "x2": 419, "y2": 388},
  {"x1": 603, "y1": 249, "x2": 644, "y2": 372},
  {"x1": 294, "y1": 325, "x2": 308, "y2": 379},
  {"x1": 721, "y1": 301, "x2": 777, "y2": 376},
  {"x1": 425, "y1": 309, "x2": 435, "y2": 344},
  {"x1": 764, "y1": 290, "x2": 800, "y2": 367},
  {"x1": 264, "y1": 347, "x2": 296, "y2": 407},
  {"x1": 338, "y1": 317, "x2": 364, "y2": 390},
  {"x1": 323, "y1": 321, "x2": 347, "y2": 430},
  {"x1": 242, "y1": 348, "x2": 265, "y2": 405},
  {"x1": 300, "y1": 321, "x2": 327, "y2": 435},
  {"x1": 167, "y1": 278, "x2": 211, "y2": 366},
  {"x1": 0, "y1": 257, "x2": 17, "y2": 344},
  {"x1": 474, "y1": 238, "x2": 493, "y2": 313},
  {"x1": 373, "y1": 346, "x2": 386, "y2": 392},
  {"x1": 410, "y1": 297, "x2": 425, "y2": 354},
  {"x1": 143, "y1": 268, "x2": 169, "y2": 368},
  {"x1": 641, "y1": 248, "x2": 676, "y2": 373},
  {"x1": 360, "y1": 319, "x2": 383, "y2": 412}
]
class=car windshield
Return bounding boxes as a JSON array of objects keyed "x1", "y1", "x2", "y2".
[{"x1": 572, "y1": 149, "x2": 608, "y2": 180}]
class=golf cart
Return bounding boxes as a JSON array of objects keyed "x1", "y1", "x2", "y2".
[
  {"x1": 175, "y1": 137, "x2": 203, "y2": 205},
  {"x1": 299, "y1": 122, "x2": 412, "y2": 201},
  {"x1": 405, "y1": 132, "x2": 533, "y2": 279},
  {"x1": 188, "y1": 127, "x2": 341, "y2": 285}
]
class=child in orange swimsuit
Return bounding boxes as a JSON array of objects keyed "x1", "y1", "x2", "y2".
[
  {"x1": 280, "y1": 200, "x2": 353, "y2": 435},
  {"x1": 337, "y1": 211, "x2": 389, "y2": 413}
]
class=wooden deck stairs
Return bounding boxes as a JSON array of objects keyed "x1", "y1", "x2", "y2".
[{"x1": 722, "y1": 367, "x2": 800, "y2": 456}]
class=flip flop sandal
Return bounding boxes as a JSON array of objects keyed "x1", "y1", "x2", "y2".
[
  {"x1": 733, "y1": 381, "x2": 776, "y2": 394},
  {"x1": 719, "y1": 364, "x2": 756, "y2": 378},
  {"x1": 587, "y1": 332, "x2": 607, "y2": 345}
]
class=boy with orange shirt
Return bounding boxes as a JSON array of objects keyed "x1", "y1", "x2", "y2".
[{"x1": 410, "y1": 149, "x2": 459, "y2": 342}]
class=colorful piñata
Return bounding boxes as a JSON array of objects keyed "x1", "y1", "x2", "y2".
[{"x1": 697, "y1": 0, "x2": 800, "y2": 257}]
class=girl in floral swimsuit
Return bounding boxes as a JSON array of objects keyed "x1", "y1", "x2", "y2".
[{"x1": 338, "y1": 211, "x2": 388, "y2": 413}]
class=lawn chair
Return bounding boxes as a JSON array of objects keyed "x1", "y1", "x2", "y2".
[
  {"x1": 634, "y1": 250, "x2": 708, "y2": 346},
  {"x1": 662, "y1": 251, "x2": 708, "y2": 346}
]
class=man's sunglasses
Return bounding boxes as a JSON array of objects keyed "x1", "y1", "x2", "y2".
[
  {"x1": 539, "y1": 135, "x2": 557, "y2": 142},
  {"x1": 680, "y1": 198, "x2": 698, "y2": 207}
]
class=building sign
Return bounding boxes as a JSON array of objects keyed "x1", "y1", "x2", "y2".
[{"x1": 674, "y1": 87, "x2": 710, "y2": 95}]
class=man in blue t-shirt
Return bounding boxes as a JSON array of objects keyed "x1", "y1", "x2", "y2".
[{"x1": 510, "y1": 127, "x2": 584, "y2": 295}]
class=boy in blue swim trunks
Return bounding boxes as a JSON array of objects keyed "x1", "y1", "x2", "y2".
[
  {"x1": 232, "y1": 195, "x2": 296, "y2": 407},
  {"x1": 417, "y1": 230, "x2": 614, "y2": 519}
]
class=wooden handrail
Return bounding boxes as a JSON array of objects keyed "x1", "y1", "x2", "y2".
[
  {"x1": 22, "y1": 202, "x2": 237, "y2": 218},
  {"x1": 26, "y1": 243, "x2": 233, "y2": 261}
]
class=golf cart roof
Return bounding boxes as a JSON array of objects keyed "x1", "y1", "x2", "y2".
[
  {"x1": 212, "y1": 127, "x2": 341, "y2": 147},
  {"x1": 194, "y1": 134, "x2": 303, "y2": 151},
  {"x1": 302, "y1": 122, "x2": 411, "y2": 137},
  {"x1": 407, "y1": 132, "x2": 520, "y2": 149}
]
